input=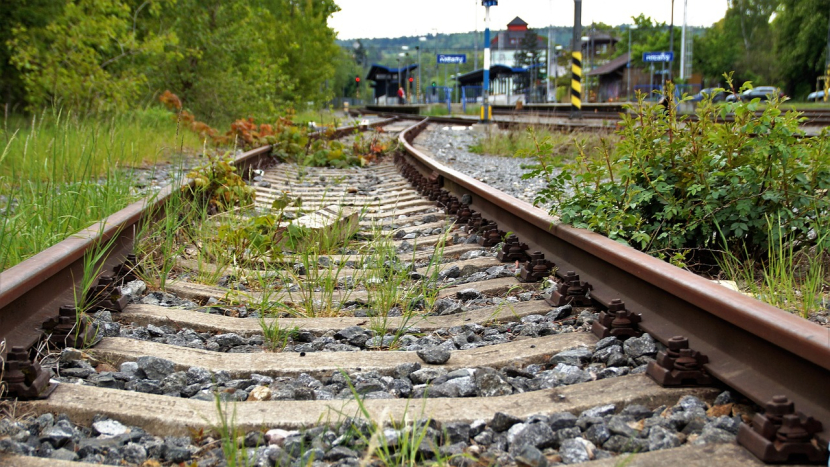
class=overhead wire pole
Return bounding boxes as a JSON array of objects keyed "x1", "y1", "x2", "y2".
[
  {"x1": 570, "y1": 0, "x2": 583, "y2": 118},
  {"x1": 481, "y1": 0, "x2": 497, "y2": 123},
  {"x1": 547, "y1": 0, "x2": 552, "y2": 101},
  {"x1": 668, "y1": 0, "x2": 675, "y2": 84},
  {"x1": 826, "y1": 10, "x2": 830, "y2": 102},
  {"x1": 679, "y1": 0, "x2": 688, "y2": 80}
]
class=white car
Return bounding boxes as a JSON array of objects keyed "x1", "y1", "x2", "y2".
[{"x1": 807, "y1": 90, "x2": 826, "y2": 101}]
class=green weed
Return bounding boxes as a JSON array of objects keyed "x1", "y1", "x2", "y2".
[
  {"x1": 717, "y1": 215, "x2": 829, "y2": 318},
  {"x1": 259, "y1": 316, "x2": 299, "y2": 351},
  {"x1": 0, "y1": 107, "x2": 203, "y2": 271},
  {"x1": 211, "y1": 392, "x2": 255, "y2": 467}
]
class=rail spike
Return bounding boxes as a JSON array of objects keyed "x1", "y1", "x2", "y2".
[
  {"x1": 519, "y1": 251, "x2": 556, "y2": 283},
  {"x1": 456, "y1": 205, "x2": 473, "y2": 224},
  {"x1": 112, "y1": 254, "x2": 139, "y2": 283},
  {"x1": 42, "y1": 305, "x2": 101, "y2": 349},
  {"x1": 2, "y1": 346, "x2": 57, "y2": 400},
  {"x1": 496, "y1": 234, "x2": 530, "y2": 262},
  {"x1": 478, "y1": 225, "x2": 505, "y2": 248},
  {"x1": 546, "y1": 271, "x2": 593, "y2": 307},
  {"x1": 86, "y1": 274, "x2": 130, "y2": 312},
  {"x1": 646, "y1": 336, "x2": 712, "y2": 386},
  {"x1": 737, "y1": 395, "x2": 828, "y2": 464},
  {"x1": 592, "y1": 298, "x2": 642, "y2": 340}
]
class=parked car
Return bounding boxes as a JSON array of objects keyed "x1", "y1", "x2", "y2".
[
  {"x1": 807, "y1": 90, "x2": 826, "y2": 101},
  {"x1": 725, "y1": 86, "x2": 785, "y2": 102},
  {"x1": 690, "y1": 87, "x2": 726, "y2": 102}
]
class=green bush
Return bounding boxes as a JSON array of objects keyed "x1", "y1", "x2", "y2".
[{"x1": 525, "y1": 79, "x2": 830, "y2": 264}]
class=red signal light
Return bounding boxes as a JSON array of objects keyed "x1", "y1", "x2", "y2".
[
  {"x1": 408, "y1": 77, "x2": 414, "y2": 83},
  {"x1": 355, "y1": 76, "x2": 360, "y2": 83}
]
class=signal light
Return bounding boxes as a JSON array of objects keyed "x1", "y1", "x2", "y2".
[
  {"x1": 408, "y1": 77, "x2": 414, "y2": 83},
  {"x1": 431, "y1": 81, "x2": 436, "y2": 87},
  {"x1": 355, "y1": 76, "x2": 360, "y2": 83}
]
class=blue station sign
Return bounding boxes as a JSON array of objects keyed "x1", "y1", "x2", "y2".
[
  {"x1": 437, "y1": 54, "x2": 467, "y2": 64},
  {"x1": 642, "y1": 51, "x2": 674, "y2": 63}
]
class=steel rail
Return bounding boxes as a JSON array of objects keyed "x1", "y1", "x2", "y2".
[
  {"x1": 0, "y1": 118, "x2": 397, "y2": 360},
  {"x1": 398, "y1": 117, "x2": 830, "y2": 446}
]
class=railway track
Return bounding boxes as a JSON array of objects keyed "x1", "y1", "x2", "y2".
[
  {"x1": 0, "y1": 117, "x2": 828, "y2": 466},
  {"x1": 491, "y1": 103, "x2": 830, "y2": 126}
]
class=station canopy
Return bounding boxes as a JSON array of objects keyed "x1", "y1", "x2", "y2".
[
  {"x1": 365, "y1": 64, "x2": 420, "y2": 84},
  {"x1": 454, "y1": 65, "x2": 528, "y2": 86}
]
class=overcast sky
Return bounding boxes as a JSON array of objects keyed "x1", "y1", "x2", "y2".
[{"x1": 329, "y1": 0, "x2": 729, "y2": 40}]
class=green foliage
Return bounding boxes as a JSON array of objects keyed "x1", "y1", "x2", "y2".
[
  {"x1": 693, "y1": 1, "x2": 778, "y2": 86},
  {"x1": 0, "y1": 0, "x2": 64, "y2": 108},
  {"x1": 8, "y1": 0, "x2": 174, "y2": 113},
  {"x1": 4, "y1": 0, "x2": 343, "y2": 118},
  {"x1": 472, "y1": 126, "x2": 616, "y2": 160},
  {"x1": 773, "y1": 0, "x2": 830, "y2": 98},
  {"x1": 526, "y1": 80, "x2": 830, "y2": 264},
  {"x1": 217, "y1": 213, "x2": 287, "y2": 264},
  {"x1": 718, "y1": 215, "x2": 829, "y2": 318},
  {"x1": 259, "y1": 317, "x2": 299, "y2": 352},
  {"x1": 185, "y1": 155, "x2": 255, "y2": 214},
  {"x1": 0, "y1": 108, "x2": 201, "y2": 271}
]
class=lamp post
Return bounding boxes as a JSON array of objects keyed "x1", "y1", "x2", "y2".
[
  {"x1": 669, "y1": 0, "x2": 675, "y2": 83},
  {"x1": 418, "y1": 36, "x2": 427, "y2": 103},
  {"x1": 401, "y1": 47, "x2": 410, "y2": 104},
  {"x1": 396, "y1": 57, "x2": 401, "y2": 102},
  {"x1": 580, "y1": 35, "x2": 589, "y2": 102},
  {"x1": 481, "y1": 0, "x2": 497, "y2": 123},
  {"x1": 547, "y1": 0, "x2": 553, "y2": 101},
  {"x1": 627, "y1": 25, "x2": 637, "y2": 101},
  {"x1": 553, "y1": 45, "x2": 562, "y2": 102}
]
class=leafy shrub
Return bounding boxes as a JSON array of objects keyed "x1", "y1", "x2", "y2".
[
  {"x1": 185, "y1": 155, "x2": 255, "y2": 214},
  {"x1": 525, "y1": 79, "x2": 830, "y2": 264},
  {"x1": 161, "y1": 91, "x2": 393, "y2": 167}
]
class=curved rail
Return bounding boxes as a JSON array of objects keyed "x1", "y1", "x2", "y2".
[
  {"x1": 398, "y1": 117, "x2": 830, "y2": 447},
  {"x1": 1, "y1": 114, "x2": 827, "y2": 451}
]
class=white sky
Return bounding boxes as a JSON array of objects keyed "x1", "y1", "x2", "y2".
[{"x1": 329, "y1": 0, "x2": 729, "y2": 40}]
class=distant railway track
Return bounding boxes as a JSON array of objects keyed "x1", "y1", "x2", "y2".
[
  {"x1": 491, "y1": 103, "x2": 830, "y2": 126},
  {"x1": 0, "y1": 116, "x2": 828, "y2": 466}
]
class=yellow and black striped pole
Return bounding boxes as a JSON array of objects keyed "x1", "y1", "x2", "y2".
[
  {"x1": 824, "y1": 65, "x2": 830, "y2": 103},
  {"x1": 570, "y1": 0, "x2": 582, "y2": 118},
  {"x1": 571, "y1": 51, "x2": 582, "y2": 111}
]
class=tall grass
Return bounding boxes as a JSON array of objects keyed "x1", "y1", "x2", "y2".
[
  {"x1": 0, "y1": 107, "x2": 204, "y2": 271},
  {"x1": 717, "y1": 216, "x2": 830, "y2": 318},
  {"x1": 469, "y1": 126, "x2": 616, "y2": 159}
]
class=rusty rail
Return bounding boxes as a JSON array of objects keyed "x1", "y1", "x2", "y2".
[{"x1": 398, "y1": 117, "x2": 830, "y2": 450}]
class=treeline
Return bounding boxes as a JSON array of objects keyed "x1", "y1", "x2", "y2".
[
  {"x1": 694, "y1": 0, "x2": 829, "y2": 98},
  {"x1": 599, "y1": 1, "x2": 830, "y2": 98},
  {"x1": 1, "y1": 0, "x2": 343, "y2": 123}
]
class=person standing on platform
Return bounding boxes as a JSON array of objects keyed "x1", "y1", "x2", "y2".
[{"x1": 397, "y1": 86, "x2": 406, "y2": 105}]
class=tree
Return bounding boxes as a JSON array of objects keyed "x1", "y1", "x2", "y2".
[
  {"x1": 0, "y1": 0, "x2": 63, "y2": 108},
  {"x1": 693, "y1": 18, "x2": 741, "y2": 86},
  {"x1": 773, "y1": 0, "x2": 830, "y2": 98},
  {"x1": 7, "y1": 0, "x2": 173, "y2": 113},
  {"x1": 692, "y1": 0, "x2": 778, "y2": 86},
  {"x1": 515, "y1": 29, "x2": 542, "y2": 95}
]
